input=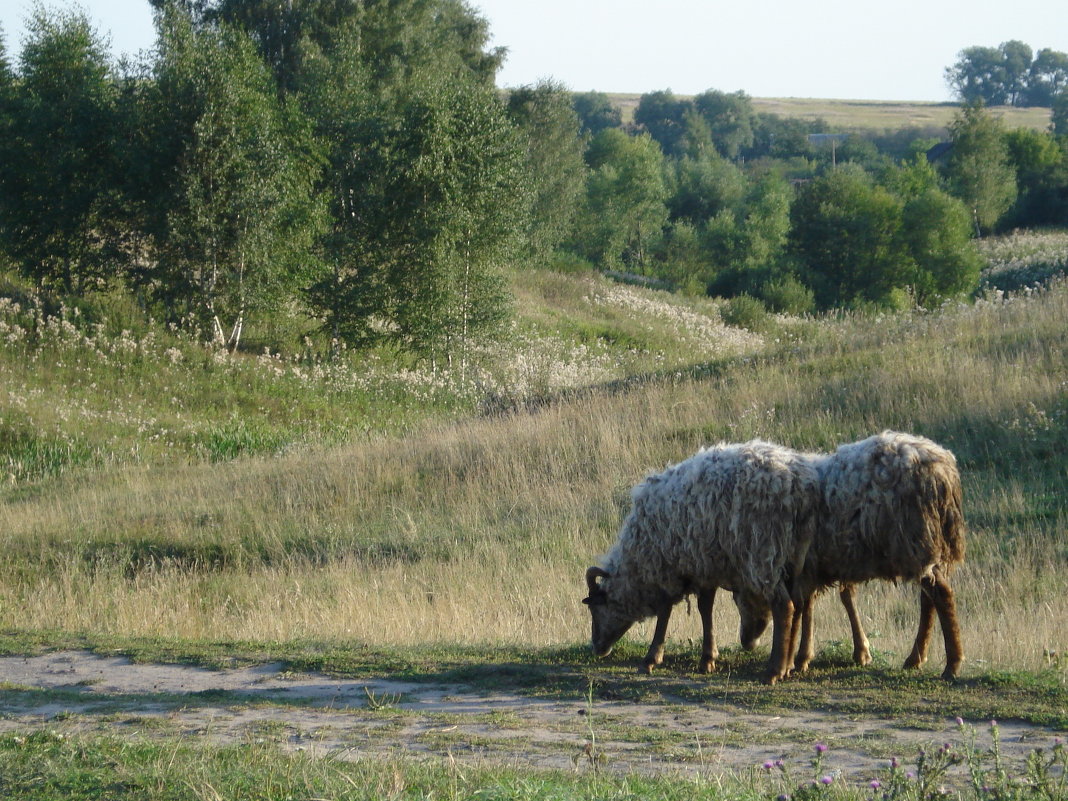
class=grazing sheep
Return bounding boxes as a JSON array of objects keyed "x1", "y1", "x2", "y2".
[
  {"x1": 735, "y1": 431, "x2": 966, "y2": 679},
  {"x1": 582, "y1": 440, "x2": 819, "y2": 685}
]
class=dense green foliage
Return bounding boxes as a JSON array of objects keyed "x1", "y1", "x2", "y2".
[
  {"x1": 3, "y1": 2, "x2": 1068, "y2": 362},
  {"x1": 947, "y1": 40, "x2": 1068, "y2": 107}
]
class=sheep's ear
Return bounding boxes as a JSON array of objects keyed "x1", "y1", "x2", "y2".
[{"x1": 584, "y1": 566, "x2": 610, "y2": 605}]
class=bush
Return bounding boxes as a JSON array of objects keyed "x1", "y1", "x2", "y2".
[
  {"x1": 719, "y1": 294, "x2": 769, "y2": 331},
  {"x1": 758, "y1": 275, "x2": 815, "y2": 315}
]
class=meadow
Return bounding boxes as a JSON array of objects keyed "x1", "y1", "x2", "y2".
[
  {"x1": 608, "y1": 94, "x2": 1053, "y2": 132},
  {"x1": 0, "y1": 231, "x2": 1067, "y2": 798}
]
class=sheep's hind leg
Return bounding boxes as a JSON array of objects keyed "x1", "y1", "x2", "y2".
[
  {"x1": 641, "y1": 604, "x2": 673, "y2": 674},
  {"x1": 903, "y1": 578, "x2": 937, "y2": 670},
  {"x1": 792, "y1": 595, "x2": 814, "y2": 674},
  {"x1": 930, "y1": 570, "x2": 963, "y2": 679},
  {"x1": 697, "y1": 588, "x2": 718, "y2": 673},
  {"x1": 840, "y1": 583, "x2": 872, "y2": 666},
  {"x1": 764, "y1": 597, "x2": 796, "y2": 685}
]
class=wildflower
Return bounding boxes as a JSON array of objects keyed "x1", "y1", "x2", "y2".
[
  {"x1": 890, "y1": 757, "x2": 899, "y2": 769},
  {"x1": 870, "y1": 780, "x2": 882, "y2": 790},
  {"x1": 763, "y1": 760, "x2": 775, "y2": 771},
  {"x1": 990, "y1": 719, "x2": 998, "y2": 728},
  {"x1": 820, "y1": 776, "x2": 834, "y2": 785},
  {"x1": 815, "y1": 743, "x2": 828, "y2": 754},
  {"x1": 777, "y1": 795, "x2": 790, "y2": 801},
  {"x1": 955, "y1": 716, "x2": 964, "y2": 726}
]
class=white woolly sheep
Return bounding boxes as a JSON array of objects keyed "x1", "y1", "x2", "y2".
[
  {"x1": 582, "y1": 440, "x2": 819, "y2": 685},
  {"x1": 735, "y1": 431, "x2": 966, "y2": 679}
]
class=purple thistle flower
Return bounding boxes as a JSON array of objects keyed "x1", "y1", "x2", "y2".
[
  {"x1": 815, "y1": 742, "x2": 828, "y2": 754},
  {"x1": 955, "y1": 716, "x2": 965, "y2": 726},
  {"x1": 776, "y1": 759, "x2": 785, "y2": 769},
  {"x1": 870, "y1": 780, "x2": 882, "y2": 790},
  {"x1": 821, "y1": 775, "x2": 834, "y2": 785},
  {"x1": 906, "y1": 771, "x2": 916, "y2": 780},
  {"x1": 890, "y1": 757, "x2": 899, "y2": 769},
  {"x1": 990, "y1": 719, "x2": 998, "y2": 728},
  {"x1": 763, "y1": 760, "x2": 775, "y2": 771}
]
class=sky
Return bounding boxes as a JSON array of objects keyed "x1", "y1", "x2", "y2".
[{"x1": 2, "y1": 0, "x2": 1065, "y2": 102}]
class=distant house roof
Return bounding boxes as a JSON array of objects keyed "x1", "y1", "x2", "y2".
[
  {"x1": 926, "y1": 141, "x2": 953, "y2": 163},
  {"x1": 807, "y1": 133, "x2": 850, "y2": 145}
]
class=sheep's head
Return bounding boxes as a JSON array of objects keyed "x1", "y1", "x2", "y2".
[
  {"x1": 733, "y1": 590, "x2": 771, "y2": 651},
  {"x1": 583, "y1": 566, "x2": 635, "y2": 657}
]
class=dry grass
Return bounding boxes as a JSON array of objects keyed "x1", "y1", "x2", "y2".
[
  {"x1": 605, "y1": 93, "x2": 1052, "y2": 132},
  {"x1": 1, "y1": 275, "x2": 1065, "y2": 677}
]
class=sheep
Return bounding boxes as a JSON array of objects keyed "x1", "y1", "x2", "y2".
[
  {"x1": 734, "y1": 431, "x2": 966, "y2": 679},
  {"x1": 582, "y1": 440, "x2": 819, "y2": 685}
]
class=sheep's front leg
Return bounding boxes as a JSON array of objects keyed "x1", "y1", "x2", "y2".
[
  {"x1": 840, "y1": 583, "x2": 872, "y2": 666},
  {"x1": 697, "y1": 588, "x2": 718, "y2": 673},
  {"x1": 641, "y1": 604, "x2": 673, "y2": 674}
]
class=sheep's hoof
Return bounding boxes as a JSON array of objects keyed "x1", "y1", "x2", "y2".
[
  {"x1": 698, "y1": 659, "x2": 715, "y2": 674},
  {"x1": 763, "y1": 673, "x2": 780, "y2": 686},
  {"x1": 941, "y1": 663, "x2": 962, "y2": 680},
  {"x1": 854, "y1": 649, "x2": 872, "y2": 667},
  {"x1": 792, "y1": 658, "x2": 811, "y2": 674},
  {"x1": 640, "y1": 662, "x2": 656, "y2": 675},
  {"x1": 902, "y1": 654, "x2": 926, "y2": 670}
]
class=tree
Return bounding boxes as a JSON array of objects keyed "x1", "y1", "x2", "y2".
[
  {"x1": 146, "y1": 7, "x2": 326, "y2": 348},
  {"x1": 1026, "y1": 48, "x2": 1068, "y2": 107},
  {"x1": 946, "y1": 41, "x2": 1068, "y2": 107},
  {"x1": 943, "y1": 103, "x2": 1017, "y2": 234},
  {"x1": 574, "y1": 129, "x2": 668, "y2": 271},
  {"x1": 1000, "y1": 40, "x2": 1033, "y2": 106},
  {"x1": 1053, "y1": 92, "x2": 1068, "y2": 137},
  {"x1": 889, "y1": 160, "x2": 983, "y2": 306},
  {"x1": 946, "y1": 45, "x2": 1009, "y2": 106},
  {"x1": 0, "y1": 7, "x2": 118, "y2": 292},
  {"x1": 0, "y1": 30, "x2": 10, "y2": 263},
  {"x1": 152, "y1": 0, "x2": 505, "y2": 95},
  {"x1": 692, "y1": 89, "x2": 756, "y2": 160},
  {"x1": 789, "y1": 167, "x2": 909, "y2": 309},
  {"x1": 665, "y1": 151, "x2": 746, "y2": 225},
  {"x1": 506, "y1": 80, "x2": 588, "y2": 266},
  {"x1": 572, "y1": 90, "x2": 621, "y2": 135},
  {"x1": 633, "y1": 89, "x2": 690, "y2": 157},
  {"x1": 1003, "y1": 127, "x2": 1068, "y2": 226},
  {"x1": 305, "y1": 66, "x2": 526, "y2": 363}
]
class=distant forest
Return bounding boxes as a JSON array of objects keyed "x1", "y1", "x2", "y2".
[{"x1": 2, "y1": 3, "x2": 1067, "y2": 362}]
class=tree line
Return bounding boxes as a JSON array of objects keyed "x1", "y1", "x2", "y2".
[
  {"x1": 0, "y1": 2, "x2": 1064, "y2": 365},
  {"x1": 946, "y1": 40, "x2": 1068, "y2": 108}
]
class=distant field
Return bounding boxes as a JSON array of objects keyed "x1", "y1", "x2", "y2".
[{"x1": 608, "y1": 93, "x2": 1052, "y2": 132}]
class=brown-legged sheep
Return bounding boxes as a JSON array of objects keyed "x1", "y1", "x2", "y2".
[
  {"x1": 582, "y1": 440, "x2": 819, "y2": 685},
  {"x1": 735, "y1": 431, "x2": 966, "y2": 679}
]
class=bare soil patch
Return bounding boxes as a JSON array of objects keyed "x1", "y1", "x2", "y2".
[{"x1": 0, "y1": 651, "x2": 1058, "y2": 781}]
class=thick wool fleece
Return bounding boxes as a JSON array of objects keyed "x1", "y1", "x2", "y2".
[{"x1": 598, "y1": 440, "x2": 819, "y2": 624}]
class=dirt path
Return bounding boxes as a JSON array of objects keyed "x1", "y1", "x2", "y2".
[{"x1": 0, "y1": 651, "x2": 1059, "y2": 782}]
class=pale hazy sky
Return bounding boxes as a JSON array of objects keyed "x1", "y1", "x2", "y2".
[{"x1": 2, "y1": 0, "x2": 1065, "y2": 102}]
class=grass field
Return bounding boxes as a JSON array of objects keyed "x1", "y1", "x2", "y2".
[
  {"x1": 1, "y1": 231, "x2": 1067, "y2": 798},
  {"x1": 607, "y1": 94, "x2": 1053, "y2": 132}
]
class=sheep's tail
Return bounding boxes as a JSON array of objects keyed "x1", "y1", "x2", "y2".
[{"x1": 926, "y1": 452, "x2": 966, "y2": 571}]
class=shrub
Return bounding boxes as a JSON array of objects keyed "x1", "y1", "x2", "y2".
[
  {"x1": 720, "y1": 294, "x2": 769, "y2": 331},
  {"x1": 759, "y1": 275, "x2": 815, "y2": 315}
]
